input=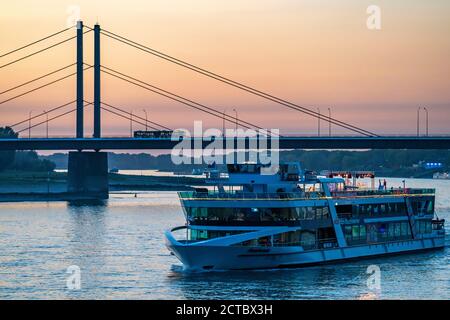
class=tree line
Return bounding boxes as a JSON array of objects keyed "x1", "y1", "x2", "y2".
[{"x1": 0, "y1": 127, "x2": 55, "y2": 172}]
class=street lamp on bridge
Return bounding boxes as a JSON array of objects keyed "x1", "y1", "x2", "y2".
[
  {"x1": 44, "y1": 110, "x2": 49, "y2": 138},
  {"x1": 317, "y1": 107, "x2": 321, "y2": 137},
  {"x1": 328, "y1": 107, "x2": 331, "y2": 137},
  {"x1": 423, "y1": 107, "x2": 429, "y2": 137},
  {"x1": 417, "y1": 106, "x2": 421, "y2": 136},
  {"x1": 142, "y1": 109, "x2": 148, "y2": 131},
  {"x1": 232, "y1": 108, "x2": 238, "y2": 131},
  {"x1": 222, "y1": 108, "x2": 227, "y2": 137},
  {"x1": 28, "y1": 110, "x2": 33, "y2": 138},
  {"x1": 130, "y1": 110, "x2": 134, "y2": 137},
  {"x1": 417, "y1": 106, "x2": 430, "y2": 137}
]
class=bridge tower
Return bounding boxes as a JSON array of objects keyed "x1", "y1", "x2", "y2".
[
  {"x1": 68, "y1": 21, "x2": 108, "y2": 199},
  {"x1": 76, "y1": 20, "x2": 84, "y2": 138},
  {"x1": 93, "y1": 23, "x2": 101, "y2": 138}
]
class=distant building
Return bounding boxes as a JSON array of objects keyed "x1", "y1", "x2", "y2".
[{"x1": 423, "y1": 162, "x2": 443, "y2": 170}]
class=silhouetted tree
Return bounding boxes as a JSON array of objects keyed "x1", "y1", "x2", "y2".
[
  {"x1": 0, "y1": 126, "x2": 18, "y2": 171},
  {"x1": 12, "y1": 151, "x2": 56, "y2": 172}
]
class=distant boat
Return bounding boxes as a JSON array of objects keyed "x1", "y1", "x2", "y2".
[
  {"x1": 109, "y1": 168, "x2": 119, "y2": 173},
  {"x1": 433, "y1": 172, "x2": 449, "y2": 179}
]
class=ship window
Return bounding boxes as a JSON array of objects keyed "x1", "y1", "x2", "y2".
[
  {"x1": 322, "y1": 207, "x2": 329, "y2": 219},
  {"x1": 336, "y1": 205, "x2": 352, "y2": 214},
  {"x1": 373, "y1": 205, "x2": 380, "y2": 215},
  {"x1": 297, "y1": 207, "x2": 306, "y2": 220},
  {"x1": 426, "y1": 200, "x2": 434, "y2": 214},
  {"x1": 352, "y1": 225, "x2": 360, "y2": 238},
  {"x1": 190, "y1": 229, "x2": 208, "y2": 240},
  {"x1": 257, "y1": 236, "x2": 271, "y2": 246},
  {"x1": 394, "y1": 223, "x2": 401, "y2": 238},
  {"x1": 416, "y1": 221, "x2": 432, "y2": 234},
  {"x1": 426, "y1": 221, "x2": 432, "y2": 233},
  {"x1": 380, "y1": 204, "x2": 387, "y2": 214},
  {"x1": 360, "y1": 225, "x2": 366, "y2": 238},
  {"x1": 344, "y1": 226, "x2": 352, "y2": 235},
  {"x1": 388, "y1": 224, "x2": 395, "y2": 238},
  {"x1": 316, "y1": 207, "x2": 328, "y2": 219},
  {"x1": 305, "y1": 207, "x2": 315, "y2": 219},
  {"x1": 401, "y1": 222, "x2": 408, "y2": 237},
  {"x1": 388, "y1": 203, "x2": 396, "y2": 214}
]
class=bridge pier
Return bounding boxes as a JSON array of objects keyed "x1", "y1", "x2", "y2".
[{"x1": 67, "y1": 151, "x2": 109, "y2": 199}]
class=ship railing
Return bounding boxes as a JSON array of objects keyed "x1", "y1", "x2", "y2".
[
  {"x1": 179, "y1": 191, "x2": 326, "y2": 200},
  {"x1": 237, "y1": 237, "x2": 338, "y2": 249},
  {"x1": 331, "y1": 188, "x2": 435, "y2": 198}
]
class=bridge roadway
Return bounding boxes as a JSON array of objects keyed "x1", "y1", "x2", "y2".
[{"x1": 0, "y1": 136, "x2": 449, "y2": 150}]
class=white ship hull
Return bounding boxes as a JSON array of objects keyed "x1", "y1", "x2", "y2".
[{"x1": 166, "y1": 233, "x2": 445, "y2": 271}]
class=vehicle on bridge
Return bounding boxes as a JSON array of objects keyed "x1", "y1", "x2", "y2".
[
  {"x1": 165, "y1": 162, "x2": 445, "y2": 271},
  {"x1": 133, "y1": 130, "x2": 174, "y2": 138}
]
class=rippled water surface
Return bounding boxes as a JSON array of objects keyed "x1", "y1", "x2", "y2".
[{"x1": 0, "y1": 178, "x2": 449, "y2": 299}]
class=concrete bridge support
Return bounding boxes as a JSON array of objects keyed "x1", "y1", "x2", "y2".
[{"x1": 67, "y1": 151, "x2": 109, "y2": 199}]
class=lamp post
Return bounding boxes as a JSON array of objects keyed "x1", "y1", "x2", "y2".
[
  {"x1": 416, "y1": 106, "x2": 421, "y2": 136},
  {"x1": 328, "y1": 107, "x2": 331, "y2": 137},
  {"x1": 317, "y1": 107, "x2": 321, "y2": 137},
  {"x1": 130, "y1": 110, "x2": 134, "y2": 137},
  {"x1": 232, "y1": 108, "x2": 238, "y2": 131},
  {"x1": 28, "y1": 110, "x2": 33, "y2": 138},
  {"x1": 222, "y1": 108, "x2": 227, "y2": 137},
  {"x1": 423, "y1": 107, "x2": 429, "y2": 136},
  {"x1": 44, "y1": 110, "x2": 49, "y2": 138},
  {"x1": 142, "y1": 109, "x2": 148, "y2": 131}
]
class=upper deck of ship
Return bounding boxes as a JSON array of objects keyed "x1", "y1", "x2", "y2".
[
  {"x1": 184, "y1": 162, "x2": 435, "y2": 204},
  {"x1": 179, "y1": 187, "x2": 435, "y2": 201}
]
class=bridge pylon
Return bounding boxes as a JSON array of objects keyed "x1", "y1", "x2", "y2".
[
  {"x1": 76, "y1": 20, "x2": 84, "y2": 138},
  {"x1": 93, "y1": 23, "x2": 101, "y2": 138}
]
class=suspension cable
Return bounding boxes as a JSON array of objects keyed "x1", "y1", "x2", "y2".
[
  {"x1": 0, "y1": 26, "x2": 73, "y2": 58},
  {"x1": 16, "y1": 102, "x2": 92, "y2": 134},
  {"x1": 100, "y1": 101, "x2": 172, "y2": 131},
  {"x1": 98, "y1": 104, "x2": 159, "y2": 130},
  {"x1": 99, "y1": 65, "x2": 275, "y2": 135},
  {"x1": 0, "y1": 65, "x2": 92, "y2": 105},
  {"x1": 100, "y1": 28, "x2": 377, "y2": 137},
  {"x1": 9, "y1": 100, "x2": 76, "y2": 128},
  {"x1": 0, "y1": 63, "x2": 76, "y2": 96},
  {"x1": 0, "y1": 30, "x2": 91, "y2": 70},
  {"x1": 101, "y1": 68, "x2": 255, "y2": 132}
]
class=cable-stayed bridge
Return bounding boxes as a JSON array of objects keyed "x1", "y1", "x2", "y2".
[
  {"x1": 1, "y1": 21, "x2": 449, "y2": 197},
  {"x1": 1, "y1": 21, "x2": 449, "y2": 150}
]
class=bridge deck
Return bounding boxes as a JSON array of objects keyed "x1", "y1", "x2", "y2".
[{"x1": 0, "y1": 136, "x2": 449, "y2": 150}]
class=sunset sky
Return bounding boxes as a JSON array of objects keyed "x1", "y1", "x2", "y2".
[{"x1": 0, "y1": 0, "x2": 449, "y2": 138}]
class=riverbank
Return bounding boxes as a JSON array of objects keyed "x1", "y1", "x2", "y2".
[{"x1": 0, "y1": 171, "x2": 205, "y2": 199}]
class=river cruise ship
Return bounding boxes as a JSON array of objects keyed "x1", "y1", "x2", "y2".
[{"x1": 165, "y1": 163, "x2": 445, "y2": 271}]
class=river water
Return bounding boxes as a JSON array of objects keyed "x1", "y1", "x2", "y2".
[{"x1": 0, "y1": 177, "x2": 449, "y2": 299}]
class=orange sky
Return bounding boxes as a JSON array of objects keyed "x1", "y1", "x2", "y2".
[{"x1": 0, "y1": 0, "x2": 449, "y2": 137}]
